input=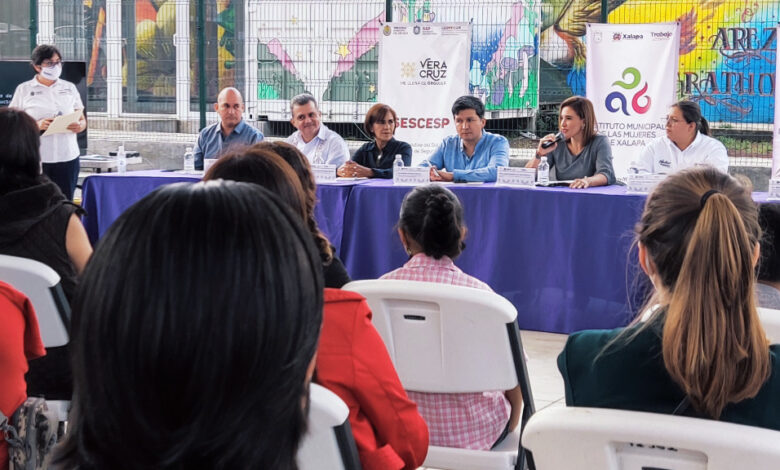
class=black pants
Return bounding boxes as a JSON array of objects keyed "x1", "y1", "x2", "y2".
[{"x1": 43, "y1": 157, "x2": 80, "y2": 201}]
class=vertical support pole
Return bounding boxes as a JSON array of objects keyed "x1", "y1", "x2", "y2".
[
  {"x1": 386, "y1": 0, "x2": 392, "y2": 22},
  {"x1": 601, "y1": 0, "x2": 608, "y2": 23},
  {"x1": 197, "y1": 0, "x2": 206, "y2": 130},
  {"x1": 105, "y1": 0, "x2": 122, "y2": 117},
  {"x1": 37, "y1": 0, "x2": 54, "y2": 45},
  {"x1": 174, "y1": 0, "x2": 190, "y2": 121},
  {"x1": 245, "y1": 0, "x2": 259, "y2": 121},
  {"x1": 29, "y1": 0, "x2": 38, "y2": 49}
]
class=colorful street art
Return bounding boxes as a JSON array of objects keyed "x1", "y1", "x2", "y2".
[
  {"x1": 610, "y1": 0, "x2": 777, "y2": 123},
  {"x1": 255, "y1": 0, "x2": 540, "y2": 113}
]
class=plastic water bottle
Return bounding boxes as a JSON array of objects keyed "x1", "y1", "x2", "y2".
[
  {"x1": 183, "y1": 146, "x2": 195, "y2": 173},
  {"x1": 537, "y1": 156, "x2": 550, "y2": 185},
  {"x1": 393, "y1": 154, "x2": 404, "y2": 181},
  {"x1": 117, "y1": 144, "x2": 127, "y2": 174}
]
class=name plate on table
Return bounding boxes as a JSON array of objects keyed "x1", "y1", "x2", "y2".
[
  {"x1": 626, "y1": 174, "x2": 666, "y2": 194},
  {"x1": 312, "y1": 164, "x2": 338, "y2": 183},
  {"x1": 769, "y1": 179, "x2": 780, "y2": 201},
  {"x1": 393, "y1": 167, "x2": 430, "y2": 186},
  {"x1": 496, "y1": 167, "x2": 536, "y2": 188}
]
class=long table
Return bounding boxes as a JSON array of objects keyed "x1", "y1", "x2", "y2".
[{"x1": 82, "y1": 171, "x2": 739, "y2": 333}]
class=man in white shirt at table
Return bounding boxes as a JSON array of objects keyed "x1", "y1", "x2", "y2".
[
  {"x1": 629, "y1": 100, "x2": 728, "y2": 175},
  {"x1": 286, "y1": 93, "x2": 349, "y2": 167}
]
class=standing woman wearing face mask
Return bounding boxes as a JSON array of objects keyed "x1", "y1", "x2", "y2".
[{"x1": 9, "y1": 45, "x2": 86, "y2": 201}]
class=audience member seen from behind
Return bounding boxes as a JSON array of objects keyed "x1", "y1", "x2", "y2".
[
  {"x1": 425, "y1": 95, "x2": 508, "y2": 183},
  {"x1": 527, "y1": 95, "x2": 615, "y2": 188},
  {"x1": 559, "y1": 167, "x2": 780, "y2": 428},
  {"x1": 0, "y1": 282, "x2": 45, "y2": 470},
  {"x1": 757, "y1": 204, "x2": 780, "y2": 309},
  {"x1": 53, "y1": 181, "x2": 324, "y2": 469},
  {"x1": 629, "y1": 100, "x2": 728, "y2": 175},
  {"x1": 0, "y1": 107, "x2": 92, "y2": 400},
  {"x1": 192, "y1": 87, "x2": 264, "y2": 170},
  {"x1": 381, "y1": 184, "x2": 523, "y2": 449},
  {"x1": 205, "y1": 142, "x2": 351, "y2": 288},
  {"x1": 338, "y1": 103, "x2": 412, "y2": 179},
  {"x1": 286, "y1": 93, "x2": 349, "y2": 167},
  {"x1": 204, "y1": 144, "x2": 425, "y2": 469}
]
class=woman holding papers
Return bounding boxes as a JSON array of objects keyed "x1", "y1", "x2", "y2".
[
  {"x1": 382, "y1": 184, "x2": 523, "y2": 450},
  {"x1": 526, "y1": 95, "x2": 615, "y2": 188},
  {"x1": 10, "y1": 45, "x2": 86, "y2": 200},
  {"x1": 559, "y1": 167, "x2": 780, "y2": 429},
  {"x1": 338, "y1": 103, "x2": 412, "y2": 178}
]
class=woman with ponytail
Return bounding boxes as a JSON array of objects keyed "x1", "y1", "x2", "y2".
[
  {"x1": 558, "y1": 167, "x2": 780, "y2": 427},
  {"x1": 630, "y1": 100, "x2": 729, "y2": 175},
  {"x1": 382, "y1": 184, "x2": 524, "y2": 450}
]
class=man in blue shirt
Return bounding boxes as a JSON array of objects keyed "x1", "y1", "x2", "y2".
[
  {"x1": 425, "y1": 95, "x2": 509, "y2": 182},
  {"x1": 193, "y1": 87, "x2": 264, "y2": 170}
]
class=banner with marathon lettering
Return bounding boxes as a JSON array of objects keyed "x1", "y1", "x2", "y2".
[
  {"x1": 378, "y1": 22, "x2": 471, "y2": 165},
  {"x1": 586, "y1": 22, "x2": 680, "y2": 180}
]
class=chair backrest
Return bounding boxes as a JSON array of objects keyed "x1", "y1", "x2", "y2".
[
  {"x1": 0, "y1": 254, "x2": 70, "y2": 347},
  {"x1": 297, "y1": 383, "x2": 362, "y2": 470},
  {"x1": 343, "y1": 279, "x2": 524, "y2": 393},
  {"x1": 523, "y1": 406, "x2": 780, "y2": 470},
  {"x1": 758, "y1": 307, "x2": 780, "y2": 343}
]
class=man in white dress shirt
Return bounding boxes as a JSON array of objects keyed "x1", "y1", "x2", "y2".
[
  {"x1": 630, "y1": 100, "x2": 728, "y2": 175},
  {"x1": 285, "y1": 93, "x2": 349, "y2": 167}
]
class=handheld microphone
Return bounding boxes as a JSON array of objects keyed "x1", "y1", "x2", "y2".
[{"x1": 541, "y1": 132, "x2": 564, "y2": 149}]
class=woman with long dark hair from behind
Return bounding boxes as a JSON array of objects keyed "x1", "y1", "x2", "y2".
[
  {"x1": 0, "y1": 107, "x2": 92, "y2": 401},
  {"x1": 381, "y1": 184, "x2": 523, "y2": 450},
  {"x1": 253, "y1": 140, "x2": 351, "y2": 287},
  {"x1": 53, "y1": 181, "x2": 324, "y2": 469},
  {"x1": 203, "y1": 143, "x2": 428, "y2": 470},
  {"x1": 559, "y1": 167, "x2": 780, "y2": 426}
]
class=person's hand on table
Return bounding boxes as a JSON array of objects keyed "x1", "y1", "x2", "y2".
[
  {"x1": 38, "y1": 117, "x2": 54, "y2": 131},
  {"x1": 570, "y1": 177, "x2": 591, "y2": 189},
  {"x1": 430, "y1": 167, "x2": 454, "y2": 182},
  {"x1": 338, "y1": 161, "x2": 374, "y2": 178}
]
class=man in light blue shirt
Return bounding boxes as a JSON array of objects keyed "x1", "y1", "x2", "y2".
[
  {"x1": 193, "y1": 87, "x2": 264, "y2": 170},
  {"x1": 424, "y1": 95, "x2": 509, "y2": 182}
]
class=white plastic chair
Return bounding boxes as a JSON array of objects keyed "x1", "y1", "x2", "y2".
[
  {"x1": 0, "y1": 254, "x2": 70, "y2": 348},
  {"x1": 298, "y1": 383, "x2": 362, "y2": 470},
  {"x1": 0, "y1": 254, "x2": 72, "y2": 423},
  {"x1": 342, "y1": 279, "x2": 536, "y2": 470},
  {"x1": 757, "y1": 307, "x2": 780, "y2": 343},
  {"x1": 522, "y1": 406, "x2": 780, "y2": 469}
]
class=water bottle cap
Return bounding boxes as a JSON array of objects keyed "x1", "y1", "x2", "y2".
[{"x1": 186, "y1": 146, "x2": 193, "y2": 152}]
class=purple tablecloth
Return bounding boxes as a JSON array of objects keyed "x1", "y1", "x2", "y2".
[
  {"x1": 340, "y1": 180, "x2": 649, "y2": 333},
  {"x1": 81, "y1": 170, "x2": 353, "y2": 252}
]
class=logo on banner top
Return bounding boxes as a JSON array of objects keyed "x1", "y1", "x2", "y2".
[
  {"x1": 605, "y1": 67, "x2": 651, "y2": 116},
  {"x1": 383, "y1": 25, "x2": 391, "y2": 36},
  {"x1": 413, "y1": 25, "x2": 421, "y2": 35}
]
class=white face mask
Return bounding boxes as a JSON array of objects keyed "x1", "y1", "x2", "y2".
[{"x1": 40, "y1": 63, "x2": 62, "y2": 81}]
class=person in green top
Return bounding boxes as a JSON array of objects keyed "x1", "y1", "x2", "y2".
[{"x1": 558, "y1": 167, "x2": 780, "y2": 430}]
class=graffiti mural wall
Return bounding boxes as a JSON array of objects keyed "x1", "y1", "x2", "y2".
[
  {"x1": 540, "y1": 0, "x2": 777, "y2": 124},
  {"x1": 255, "y1": 0, "x2": 540, "y2": 120}
]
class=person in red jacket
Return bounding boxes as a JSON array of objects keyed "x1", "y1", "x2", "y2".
[
  {"x1": 317, "y1": 288, "x2": 429, "y2": 470},
  {"x1": 0, "y1": 281, "x2": 46, "y2": 470}
]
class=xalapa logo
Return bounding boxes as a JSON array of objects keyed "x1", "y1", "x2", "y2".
[{"x1": 605, "y1": 67, "x2": 651, "y2": 116}]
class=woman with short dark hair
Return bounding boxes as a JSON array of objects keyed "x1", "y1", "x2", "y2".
[
  {"x1": 338, "y1": 103, "x2": 412, "y2": 178},
  {"x1": 53, "y1": 181, "x2": 324, "y2": 469},
  {"x1": 10, "y1": 44, "x2": 87, "y2": 200}
]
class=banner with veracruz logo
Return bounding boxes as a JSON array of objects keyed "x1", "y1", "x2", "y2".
[
  {"x1": 379, "y1": 23, "x2": 471, "y2": 164},
  {"x1": 586, "y1": 23, "x2": 680, "y2": 180}
]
